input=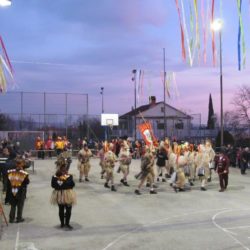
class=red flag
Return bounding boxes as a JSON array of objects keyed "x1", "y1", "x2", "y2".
[{"x1": 137, "y1": 122, "x2": 158, "y2": 146}]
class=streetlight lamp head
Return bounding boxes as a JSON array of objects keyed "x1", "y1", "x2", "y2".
[
  {"x1": 211, "y1": 19, "x2": 223, "y2": 32},
  {"x1": 0, "y1": 0, "x2": 11, "y2": 7}
]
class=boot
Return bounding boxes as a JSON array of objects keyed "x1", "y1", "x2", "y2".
[
  {"x1": 85, "y1": 177, "x2": 89, "y2": 182},
  {"x1": 135, "y1": 189, "x2": 141, "y2": 195},
  {"x1": 150, "y1": 189, "x2": 157, "y2": 194},
  {"x1": 111, "y1": 185, "x2": 117, "y2": 192},
  {"x1": 189, "y1": 181, "x2": 194, "y2": 186},
  {"x1": 120, "y1": 179, "x2": 125, "y2": 184},
  {"x1": 104, "y1": 183, "x2": 110, "y2": 188},
  {"x1": 123, "y1": 181, "x2": 130, "y2": 187}
]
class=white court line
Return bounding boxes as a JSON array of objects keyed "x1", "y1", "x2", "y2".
[
  {"x1": 212, "y1": 209, "x2": 250, "y2": 250},
  {"x1": 226, "y1": 226, "x2": 250, "y2": 230},
  {"x1": 101, "y1": 207, "x2": 229, "y2": 250},
  {"x1": 15, "y1": 224, "x2": 20, "y2": 250}
]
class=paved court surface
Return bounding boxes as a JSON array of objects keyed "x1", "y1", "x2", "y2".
[{"x1": 1, "y1": 158, "x2": 250, "y2": 250}]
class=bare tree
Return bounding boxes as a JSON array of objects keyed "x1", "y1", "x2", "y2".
[{"x1": 232, "y1": 85, "x2": 250, "y2": 126}]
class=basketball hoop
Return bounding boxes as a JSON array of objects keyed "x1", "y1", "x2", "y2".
[{"x1": 106, "y1": 119, "x2": 114, "y2": 130}]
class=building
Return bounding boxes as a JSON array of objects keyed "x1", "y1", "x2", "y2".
[{"x1": 116, "y1": 96, "x2": 192, "y2": 141}]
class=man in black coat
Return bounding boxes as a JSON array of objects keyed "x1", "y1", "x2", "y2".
[
  {"x1": 7, "y1": 158, "x2": 30, "y2": 223},
  {"x1": 240, "y1": 147, "x2": 249, "y2": 175}
]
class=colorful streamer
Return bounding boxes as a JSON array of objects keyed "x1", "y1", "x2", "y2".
[
  {"x1": 237, "y1": 0, "x2": 246, "y2": 70},
  {"x1": 211, "y1": 0, "x2": 216, "y2": 66},
  {"x1": 0, "y1": 55, "x2": 14, "y2": 79},
  {"x1": 0, "y1": 36, "x2": 13, "y2": 74},
  {"x1": 175, "y1": 0, "x2": 186, "y2": 61},
  {"x1": 189, "y1": 0, "x2": 195, "y2": 62},
  {"x1": 0, "y1": 60, "x2": 7, "y2": 93},
  {"x1": 180, "y1": 0, "x2": 193, "y2": 66},
  {"x1": 193, "y1": 0, "x2": 200, "y2": 63}
]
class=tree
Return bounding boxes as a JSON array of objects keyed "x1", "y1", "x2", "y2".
[
  {"x1": 232, "y1": 85, "x2": 250, "y2": 126},
  {"x1": 207, "y1": 93, "x2": 215, "y2": 129},
  {"x1": 215, "y1": 130, "x2": 235, "y2": 147},
  {"x1": 0, "y1": 113, "x2": 15, "y2": 130}
]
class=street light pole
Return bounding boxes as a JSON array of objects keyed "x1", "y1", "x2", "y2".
[
  {"x1": 100, "y1": 87, "x2": 106, "y2": 140},
  {"x1": 219, "y1": 30, "x2": 224, "y2": 147},
  {"x1": 100, "y1": 87, "x2": 104, "y2": 113},
  {"x1": 211, "y1": 19, "x2": 223, "y2": 148},
  {"x1": 132, "y1": 69, "x2": 137, "y2": 141},
  {"x1": 163, "y1": 48, "x2": 167, "y2": 139}
]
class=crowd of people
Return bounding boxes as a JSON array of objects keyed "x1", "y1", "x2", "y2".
[{"x1": 1, "y1": 136, "x2": 250, "y2": 229}]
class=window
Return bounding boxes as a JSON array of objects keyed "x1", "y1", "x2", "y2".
[
  {"x1": 175, "y1": 122, "x2": 184, "y2": 130},
  {"x1": 157, "y1": 123, "x2": 164, "y2": 130}
]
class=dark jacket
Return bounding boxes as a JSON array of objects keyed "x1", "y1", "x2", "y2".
[
  {"x1": 156, "y1": 148, "x2": 168, "y2": 167},
  {"x1": 51, "y1": 174, "x2": 75, "y2": 190},
  {"x1": 216, "y1": 154, "x2": 229, "y2": 174},
  {"x1": 6, "y1": 169, "x2": 30, "y2": 202}
]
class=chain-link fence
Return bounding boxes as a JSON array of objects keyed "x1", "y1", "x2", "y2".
[{"x1": 0, "y1": 91, "x2": 90, "y2": 143}]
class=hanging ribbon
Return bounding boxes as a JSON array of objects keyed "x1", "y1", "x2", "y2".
[
  {"x1": 237, "y1": 0, "x2": 246, "y2": 70},
  {"x1": 172, "y1": 72, "x2": 180, "y2": 98},
  {"x1": 166, "y1": 72, "x2": 172, "y2": 98},
  {"x1": 211, "y1": 0, "x2": 216, "y2": 66},
  {"x1": 205, "y1": 0, "x2": 211, "y2": 64},
  {"x1": 201, "y1": 0, "x2": 208, "y2": 64},
  {"x1": 175, "y1": 0, "x2": 186, "y2": 61},
  {"x1": 189, "y1": 0, "x2": 195, "y2": 62},
  {"x1": 0, "y1": 61, "x2": 7, "y2": 93},
  {"x1": 193, "y1": 0, "x2": 200, "y2": 64},
  {"x1": 0, "y1": 55, "x2": 14, "y2": 79},
  {"x1": 180, "y1": 0, "x2": 193, "y2": 66},
  {"x1": 0, "y1": 36, "x2": 14, "y2": 74}
]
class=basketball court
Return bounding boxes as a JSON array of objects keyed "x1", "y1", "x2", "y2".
[{"x1": 1, "y1": 158, "x2": 250, "y2": 250}]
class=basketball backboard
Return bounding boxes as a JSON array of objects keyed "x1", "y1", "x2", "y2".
[{"x1": 101, "y1": 114, "x2": 119, "y2": 126}]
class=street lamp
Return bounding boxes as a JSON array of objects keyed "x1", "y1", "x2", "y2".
[
  {"x1": 0, "y1": 0, "x2": 11, "y2": 7},
  {"x1": 100, "y1": 87, "x2": 107, "y2": 140},
  {"x1": 211, "y1": 18, "x2": 224, "y2": 148},
  {"x1": 132, "y1": 69, "x2": 137, "y2": 141},
  {"x1": 100, "y1": 87, "x2": 104, "y2": 113}
]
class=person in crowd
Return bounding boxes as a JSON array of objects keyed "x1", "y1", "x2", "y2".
[
  {"x1": 103, "y1": 143, "x2": 117, "y2": 191},
  {"x1": 134, "y1": 145, "x2": 157, "y2": 195},
  {"x1": 7, "y1": 157, "x2": 30, "y2": 223},
  {"x1": 195, "y1": 145, "x2": 210, "y2": 191},
  {"x1": 236, "y1": 147, "x2": 243, "y2": 168},
  {"x1": 215, "y1": 148, "x2": 229, "y2": 192},
  {"x1": 226, "y1": 144, "x2": 236, "y2": 167},
  {"x1": 77, "y1": 144, "x2": 93, "y2": 182},
  {"x1": 45, "y1": 135, "x2": 54, "y2": 158},
  {"x1": 118, "y1": 141, "x2": 132, "y2": 186},
  {"x1": 156, "y1": 142, "x2": 168, "y2": 182},
  {"x1": 35, "y1": 136, "x2": 45, "y2": 159},
  {"x1": 172, "y1": 146, "x2": 187, "y2": 192},
  {"x1": 203, "y1": 139, "x2": 215, "y2": 182},
  {"x1": 54, "y1": 137, "x2": 64, "y2": 156},
  {"x1": 51, "y1": 158, "x2": 76, "y2": 229},
  {"x1": 240, "y1": 147, "x2": 249, "y2": 175},
  {"x1": 98, "y1": 141, "x2": 107, "y2": 179}
]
